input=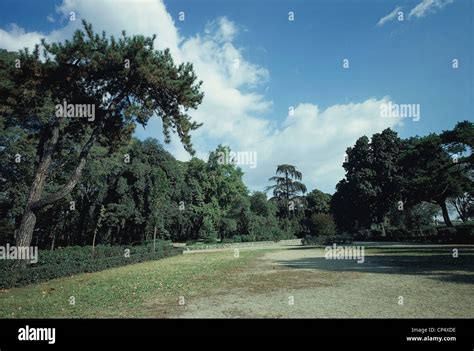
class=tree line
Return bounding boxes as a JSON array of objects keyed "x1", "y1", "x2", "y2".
[
  {"x1": 0, "y1": 21, "x2": 327, "y2": 250},
  {"x1": 0, "y1": 134, "x2": 307, "y2": 248},
  {"x1": 331, "y1": 124, "x2": 473, "y2": 237},
  {"x1": 1, "y1": 21, "x2": 472, "y2": 252}
]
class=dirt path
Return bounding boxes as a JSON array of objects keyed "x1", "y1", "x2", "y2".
[{"x1": 174, "y1": 245, "x2": 474, "y2": 318}]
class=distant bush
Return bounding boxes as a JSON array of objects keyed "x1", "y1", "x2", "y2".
[
  {"x1": 454, "y1": 224, "x2": 474, "y2": 243},
  {"x1": 370, "y1": 229, "x2": 385, "y2": 240},
  {"x1": 302, "y1": 234, "x2": 352, "y2": 246},
  {"x1": 352, "y1": 228, "x2": 371, "y2": 241},
  {"x1": 0, "y1": 241, "x2": 180, "y2": 289},
  {"x1": 199, "y1": 217, "x2": 218, "y2": 243},
  {"x1": 279, "y1": 217, "x2": 303, "y2": 239},
  {"x1": 436, "y1": 226, "x2": 457, "y2": 238},
  {"x1": 231, "y1": 235, "x2": 242, "y2": 243},
  {"x1": 308, "y1": 213, "x2": 337, "y2": 237},
  {"x1": 242, "y1": 234, "x2": 257, "y2": 242},
  {"x1": 352, "y1": 224, "x2": 474, "y2": 244},
  {"x1": 249, "y1": 215, "x2": 293, "y2": 242},
  {"x1": 386, "y1": 228, "x2": 410, "y2": 241},
  {"x1": 231, "y1": 235, "x2": 257, "y2": 243},
  {"x1": 421, "y1": 227, "x2": 438, "y2": 237}
]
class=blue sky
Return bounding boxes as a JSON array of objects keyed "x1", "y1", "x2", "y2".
[
  {"x1": 168, "y1": 0, "x2": 473, "y2": 135},
  {"x1": 0, "y1": 0, "x2": 472, "y2": 193}
]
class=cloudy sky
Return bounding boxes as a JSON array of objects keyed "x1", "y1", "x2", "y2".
[{"x1": 1, "y1": 0, "x2": 472, "y2": 194}]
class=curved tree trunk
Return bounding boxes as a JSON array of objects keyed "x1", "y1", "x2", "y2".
[
  {"x1": 439, "y1": 200, "x2": 453, "y2": 227},
  {"x1": 16, "y1": 120, "x2": 61, "y2": 247},
  {"x1": 16, "y1": 211, "x2": 37, "y2": 247},
  {"x1": 16, "y1": 122, "x2": 101, "y2": 247}
]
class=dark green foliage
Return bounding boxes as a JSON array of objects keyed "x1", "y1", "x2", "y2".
[
  {"x1": 332, "y1": 122, "x2": 473, "y2": 235},
  {"x1": 301, "y1": 189, "x2": 332, "y2": 235},
  {"x1": 350, "y1": 225, "x2": 474, "y2": 244},
  {"x1": 386, "y1": 201, "x2": 439, "y2": 233},
  {"x1": 302, "y1": 234, "x2": 352, "y2": 246},
  {"x1": 449, "y1": 193, "x2": 474, "y2": 223},
  {"x1": 266, "y1": 164, "x2": 307, "y2": 218},
  {"x1": 2, "y1": 20, "x2": 472, "y2": 290},
  {"x1": 454, "y1": 224, "x2": 474, "y2": 243},
  {"x1": 305, "y1": 189, "x2": 331, "y2": 215},
  {"x1": 249, "y1": 214, "x2": 287, "y2": 241},
  {"x1": 1, "y1": 138, "x2": 293, "y2": 248},
  {"x1": 0, "y1": 240, "x2": 180, "y2": 288},
  {"x1": 331, "y1": 136, "x2": 374, "y2": 232},
  {"x1": 199, "y1": 217, "x2": 218, "y2": 243},
  {"x1": 250, "y1": 191, "x2": 275, "y2": 217},
  {"x1": 0, "y1": 21, "x2": 204, "y2": 248},
  {"x1": 264, "y1": 164, "x2": 307, "y2": 238},
  {"x1": 307, "y1": 213, "x2": 337, "y2": 237},
  {"x1": 331, "y1": 130, "x2": 403, "y2": 233}
]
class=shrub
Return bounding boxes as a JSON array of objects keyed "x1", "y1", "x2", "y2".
[
  {"x1": 240, "y1": 234, "x2": 256, "y2": 242},
  {"x1": 421, "y1": 227, "x2": 438, "y2": 237},
  {"x1": 386, "y1": 228, "x2": 410, "y2": 241},
  {"x1": 353, "y1": 229, "x2": 371, "y2": 241},
  {"x1": 249, "y1": 214, "x2": 291, "y2": 242},
  {"x1": 199, "y1": 217, "x2": 218, "y2": 243},
  {"x1": 308, "y1": 213, "x2": 336, "y2": 237},
  {"x1": 436, "y1": 226, "x2": 457, "y2": 242},
  {"x1": 218, "y1": 218, "x2": 237, "y2": 240},
  {"x1": 454, "y1": 224, "x2": 474, "y2": 244},
  {"x1": 369, "y1": 229, "x2": 384, "y2": 240},
  {"x1": 279, "y1": 218, "x2": 302, "y2": 238},
  {"x1": 0, "y1": 241, "x2": 180, "y2": 289},
  {"x1": 232, "y1": 235, "x2": 242, "y2": 243},
  {"x1": 302, "y1": 234, "x2": 352, "y2": 246},
  {"x1": 352, "y1": 224, "x2": 474, "y2": 244}
]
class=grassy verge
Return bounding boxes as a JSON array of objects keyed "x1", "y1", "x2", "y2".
[
  {"x1": 0, "y1": 249, "x2": 263, "y2": 318},
  {"x1": 3, "y1": 245, "x2": 472, "y2": 318}
]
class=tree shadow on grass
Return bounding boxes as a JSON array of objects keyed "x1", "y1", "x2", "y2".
[
  {"x1": 366, "y1": 248, "x2": 474, "y2": 255},
  {"x1": 277, "y1": 249, "x2": 474, "y2": 284}
]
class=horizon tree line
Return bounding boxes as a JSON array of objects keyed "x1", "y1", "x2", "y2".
[{"x1": 0, "y1": 21, "x2": 472, "y2": 251}]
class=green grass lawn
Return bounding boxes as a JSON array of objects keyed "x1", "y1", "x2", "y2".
[
  {"x1": 2, "y1": 245, "x2": 473, "y2": 318},
  {"x1": 0, "y1": 249, "x2": 261, "y2": 318}
]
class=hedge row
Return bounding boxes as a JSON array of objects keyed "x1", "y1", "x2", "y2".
[
  {"x1": 302, "y1": 234, "x2": 353, "y2": 246},
  {"x1": 0, "y1": 241, "x2": 181, "y2": 289},
  {"x1": 352, "y1": 224, "x2": 474, "y2": 244}
]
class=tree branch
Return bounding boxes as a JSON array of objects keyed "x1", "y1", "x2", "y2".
[
  {"x1": 30, "y1": 90, "x2": 128, "y2": 212},
  {"x1": 31, "y1": 124, "x2": 103, "y2": 211}
]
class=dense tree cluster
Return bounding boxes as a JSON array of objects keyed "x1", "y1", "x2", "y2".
[
  {"x1": 0, "y1": 21, "x2": 203, "y2": 248},
  {"x1": 0, "y1": 22, "x2": 327, "y2": 250},
  {"x1": 1, "y1": 134, "x2": 303, "y2": 248},
  {"x1": 331, "y1": 123, "x2": 473, "y2": 235},
  {"x1": 1, "y1": 21, "x2": 472, "y2": 254}
]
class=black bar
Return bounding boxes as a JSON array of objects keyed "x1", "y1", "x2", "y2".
[{"x1": 0, "y1": 318, "x2": 472, "y2": 350}]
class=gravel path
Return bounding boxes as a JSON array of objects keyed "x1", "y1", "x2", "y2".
[{"x1": 175, "y1": 244, "x2": 474, "y2": 318}]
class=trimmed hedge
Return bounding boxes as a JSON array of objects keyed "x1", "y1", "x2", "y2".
[{"x1": 0, "y1": 241, "x2": 181, "y2": 289}]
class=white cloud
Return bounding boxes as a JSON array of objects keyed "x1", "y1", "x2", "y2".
[
  {"x1": 241, "y1": 98, "x2": 402, "y2": 193},
  {"x1": 0, "y1": 24, "x2": 45, "y2": 51},
  {"x1": 205, "y1": 17, "x2": 238, "y2": 43},
  {"x1": 377, "y1": 6, "x2": 402, "y2": 27},
  {"x1": 377, "y1": 0, "x2": 453, "y2": 28},
  {"x1": 409, "y1": 0, "x2": 454, "y2": 19},
  {"x1": 0, "y1": 0, "x2": 403, "y2": 193}
]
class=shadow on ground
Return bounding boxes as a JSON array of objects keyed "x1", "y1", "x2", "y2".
[{"x1": 277, "y1": 247, "x2": 474, "y2": 284}]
